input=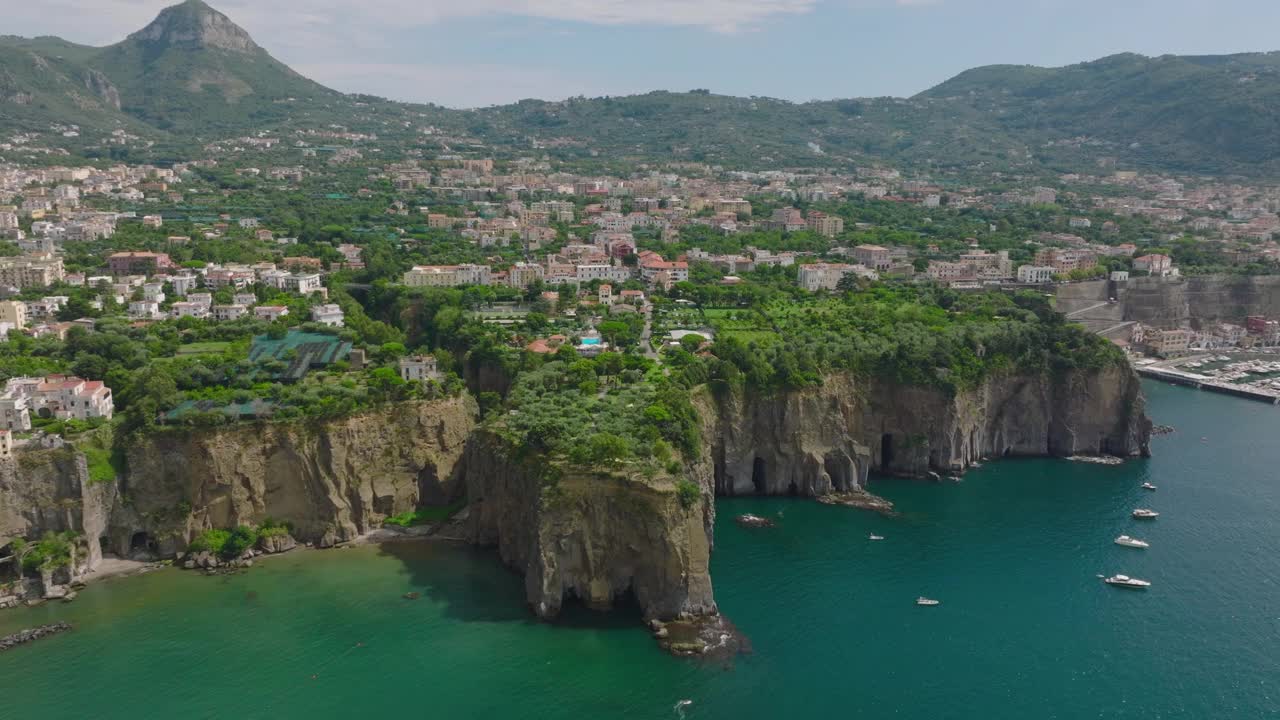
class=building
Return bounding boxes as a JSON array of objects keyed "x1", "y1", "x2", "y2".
[
  {"x1": 254, "y1": 305, "x2": 289, "y2": 322},
  {"x1": 637, "y1": 252, "x2": 689, "y2": 284},
  {"x1": 852, "y1": 245, "x2": 892, "y2": 271},
  {"x1": 284, "y1": 273, "x2": 323, "y2": 295},
  {"x1": 108, "y1": 251, "x2": 175, "y2": 276},
  {"x1": 212, "y1": 304, "x2": 248, "y2": 321},
  {"x1": 1017, "y1": 265, "x2": 1055, "y2": 284},
  {"x1": 1133, "y1": 254, "x2": 1174, "y2": 277},
  {"x1": 1, "y1": 375, "x2": 114, "y2": 426},
  {"x1": 0, "y1": 429, "x2": 11, "y2": 459},
  {"x1": 403, "y1": 264, "x2": 492, "y2": 287},
  {"x1": 798, "y1": 263, "x2": 878, "y2": 292},
  {"x1": 1148, "y1": 328, "x2": 1192, "y2": 357},
  {"x1": 398, "y1": 355, "x2": 441, "y2": 384},
  {"x1": 926, "y1": 261, "x2": 974, "y2": 282},
  {"x1": 507, "y1": 262, "x2": 545, "y2": 289},
  {"x1": 170, "y1": 301, "x2": 209, "y2": 319},
  {"x1": 0, "y1": 254, "x2": 65, "y2": 288},
  {"x1": 806, "y1": 212, "x2": 844, "y2": 238},
  {"x1": 310, "y1": 304, "x2": 345, "y2": 327},
  {"x1": 0, "y1": 301, "x2": 28, "y2": 330},
  {"x1": 598, "y1": 284, "x2": 614, "y2": 305},
  {"x1": 1034, "y1": 248, "x2": 1098, "y2": 274}
]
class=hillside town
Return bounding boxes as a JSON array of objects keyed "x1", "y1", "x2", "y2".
[{"x1": 3, "y1": 128, "x2": 1280, "y2": 443}]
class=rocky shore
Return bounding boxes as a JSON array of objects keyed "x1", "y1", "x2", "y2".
[{"x1": 0, "y1": 623, "x2": 71, "y2": 652}]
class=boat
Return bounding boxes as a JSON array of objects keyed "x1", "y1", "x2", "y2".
[
  {"x1": 1103, "y1": 574, "x2": 1151, "y2": 590},
  {"x1": 1142, "y1": 482, "x2": 1157, "y2": 490},
  {"x1": 869, "y1": 534, "x2": 884, "y2": 541},
  {"x1": 1132, "y1": 508, "x2": 1160, "y2": 519},
  {"x1": 1114, "y1": 535, "x2": 1150, "y2": 549},
  {"x1": 915, "y1": 597, "x2": 940, "y2": 606}
]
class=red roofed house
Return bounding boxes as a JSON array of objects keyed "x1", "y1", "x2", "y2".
[{"x1": 108, "y1": 252, "x2": 176, "y2": 276}]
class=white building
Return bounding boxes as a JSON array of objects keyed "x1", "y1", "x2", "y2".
[
  {"x1": 403, "y1": 264, "x2": 492, "y2": 288},
  {"x1": 398, "y1": 355, "x2": 441, "y2": 384},
  {"x1": 212, "y1": 304, "x2": 248, "y2": 321},
  {"x1": 310, "y1": 304, "x2": 345, "y2": 327},
  {"x1": 1017, "y1": 265, "x2": 1055, "y2": 284},
  {"x1": 254, "y1": 305, "x2": 289, "y2": 322},
  {"x1": 2, "y1": 375, "x2": 114, "y2": 426}
]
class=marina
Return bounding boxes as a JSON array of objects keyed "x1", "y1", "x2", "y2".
[{"x1": 1134, "y1": 354, "x2": 1280, "y2": 405}]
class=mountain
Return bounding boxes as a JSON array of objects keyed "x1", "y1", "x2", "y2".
[
  {"x1": 92, "y1": 0, "x2": 337, "y2": 132},
  {"x1": 919, "y1": 52, "x2": 1280, "y2": 176},
  {"x1": 2, "y1": 1, "x2": 1280, "y2": 177},
  {"x1": 0, "y1": 0, "x2": 340, "y2": 142}
]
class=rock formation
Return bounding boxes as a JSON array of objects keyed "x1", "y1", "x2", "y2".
[
  {"x1": 0, "y1": 367, "x2": 1149, "y2": 625},
  {"x1": 117, "y1": 395, "x2": 477, "y2": 554}
]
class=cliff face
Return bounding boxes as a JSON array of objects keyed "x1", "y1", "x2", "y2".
[
  {"x1": 464, "y1": 432, "x2": 716, "y2": 622},
  {"x1": 115, "y1": 396, "x2": 476, "y2": 554},
  {"x1": 701, "y1": 365, "x2": 1150, "y2": 492},
  {"x1": 2, "y1": 367, "x2": 1149, "y2": 625},
  {"x1": 0, "y1": 448, "x2": 113, "y2": 570}
]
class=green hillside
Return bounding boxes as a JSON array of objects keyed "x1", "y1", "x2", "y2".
[{"x1": 920, "y1": 52, "x2": 1280, "y2": 175}]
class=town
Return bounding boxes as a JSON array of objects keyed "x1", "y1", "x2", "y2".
[{"x1": 5, "y1": 130, "x2": 1280, "y2": 449}]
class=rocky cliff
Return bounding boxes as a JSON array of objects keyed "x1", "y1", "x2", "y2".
[
  {"x1": 115, "y1": 396, "x2": 477, "y2": 554},
  {"x1": 0, "y1": 448, "x2": 113, "y2": 569},
  {"x1": 464, "y1": 432, "x2": 716, "y2": 622},
  {"x1": 463, "y1": 364, "x2": 1148, "y2": 623},
  {"x1": 1, "y1": 367, "x2": 1149, "y2": 627},
  {"x1": 701, "y1": 366, "x2": 1149, "y2": 493}
]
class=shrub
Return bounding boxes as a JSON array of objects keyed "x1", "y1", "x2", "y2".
[
  {"x1": 187, "y1": 528, "x2": 232, "y2": 556},
  {"x1": 222, "y1": 526, "x2": 260, "y2": 558},
  {"x1": 675, "y1": 480, "x2": 701, "y2": 509}
]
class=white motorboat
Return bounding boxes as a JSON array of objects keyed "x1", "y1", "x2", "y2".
[
  {"x1": 1141, "y1": 482, "x2": 1157, "y2": 490},
  {"x1": 915, "y1": 597, "x2": 940, "y2": 606},
  {"x1": 869, "y1": 534, "x2": 885, "y2": 541},
  {"x1": 1114, "y1": 535, "x2": 1150, "y2": 549},
  {"x1": 1103, "y1": 574, "x2": 1151, "y2": 590},
  {"x1": 1132, "y1": 508, "x2": 1160, "y2": 519}
]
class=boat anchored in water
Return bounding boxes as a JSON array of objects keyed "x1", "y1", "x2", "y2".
[
  {"x1": 1132, "y1": 508, "x2": 1160, "y2": 519},
  {"x1": 1142, "y1": 482, "x2": 1157, "y2": 490},
  {"x1": 869, "y1": 534, "x2": 884, "y2": 541},
  {"x1": 916, "y1": 597, "x2": 940, "y2": 606},
  {"x1": 1103, "y1": 574, "x2": 1151, "y2": 590},
  {"x1": 1114, "y1": 535, "x2": 1150, "y2": 549}
]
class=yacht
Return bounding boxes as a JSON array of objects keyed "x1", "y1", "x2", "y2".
[
  {"x1": 1132, "y1": 508, "x2": 1160, "y2": 519},
  {"x1": 1141, "y1": 482, "x2": 1157, "y2": 490},
  {"x1": 869, "y1": 534, "x2": 885, "y2": 541},
  {"x1": 915, "y1": 597, "x2": 940, "y2": 606},
  {"x1": 1103, "y1": 574, "x2": 1151, "y2": 590},
  {"x1": 1114, "y1": 535, "x2": 1150, "y2": 549}
]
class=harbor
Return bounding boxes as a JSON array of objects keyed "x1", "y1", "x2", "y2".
[{"x1": 1134, "y1": 354, "x2": 1280, "y2": 405}]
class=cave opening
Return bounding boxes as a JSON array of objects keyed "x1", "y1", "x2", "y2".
[
  {"x1": 130, "y1": 531, "x2": 156, "y2": 556},
  {"x1": 556, "y1": 586, "x2": 645, "y2": 628},
  {"x1": 824, "y1": 453, "x2": 847, "y2": 492},
  {"x1": 751, "y1": 457, "x2": 767, "y2": 495},
  {"x1": 880, "y1": 434, "x2": 894, "y2": 471},
  {"x1": 98, "y1": 535, "x2": 112, "y2": 557}
]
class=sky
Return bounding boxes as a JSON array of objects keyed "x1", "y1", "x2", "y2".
[{"x1": 6, "y1": 0, "x2": 1280, "y2": 108}]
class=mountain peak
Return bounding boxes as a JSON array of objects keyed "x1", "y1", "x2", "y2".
[{"x1": 127, "y1": 0, "x2": 259, "y2": 53}]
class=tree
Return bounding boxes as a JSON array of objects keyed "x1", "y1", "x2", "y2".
[{"x1": 678, "y1": 334, "x2": 706, "y2": 354}]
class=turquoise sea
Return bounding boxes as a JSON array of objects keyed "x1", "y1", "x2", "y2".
[{"x1": 2, "y1": 381, "x2": 1278, "y2": 719}]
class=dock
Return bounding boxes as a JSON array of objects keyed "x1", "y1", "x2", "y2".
[{"x1": 1135, "y1": 364, "x2": 1280, "y2": 405}]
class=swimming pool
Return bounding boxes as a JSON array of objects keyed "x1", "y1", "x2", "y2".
[{"x1": 580, "y1": 338, "x2": 602, "y2": 345}]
